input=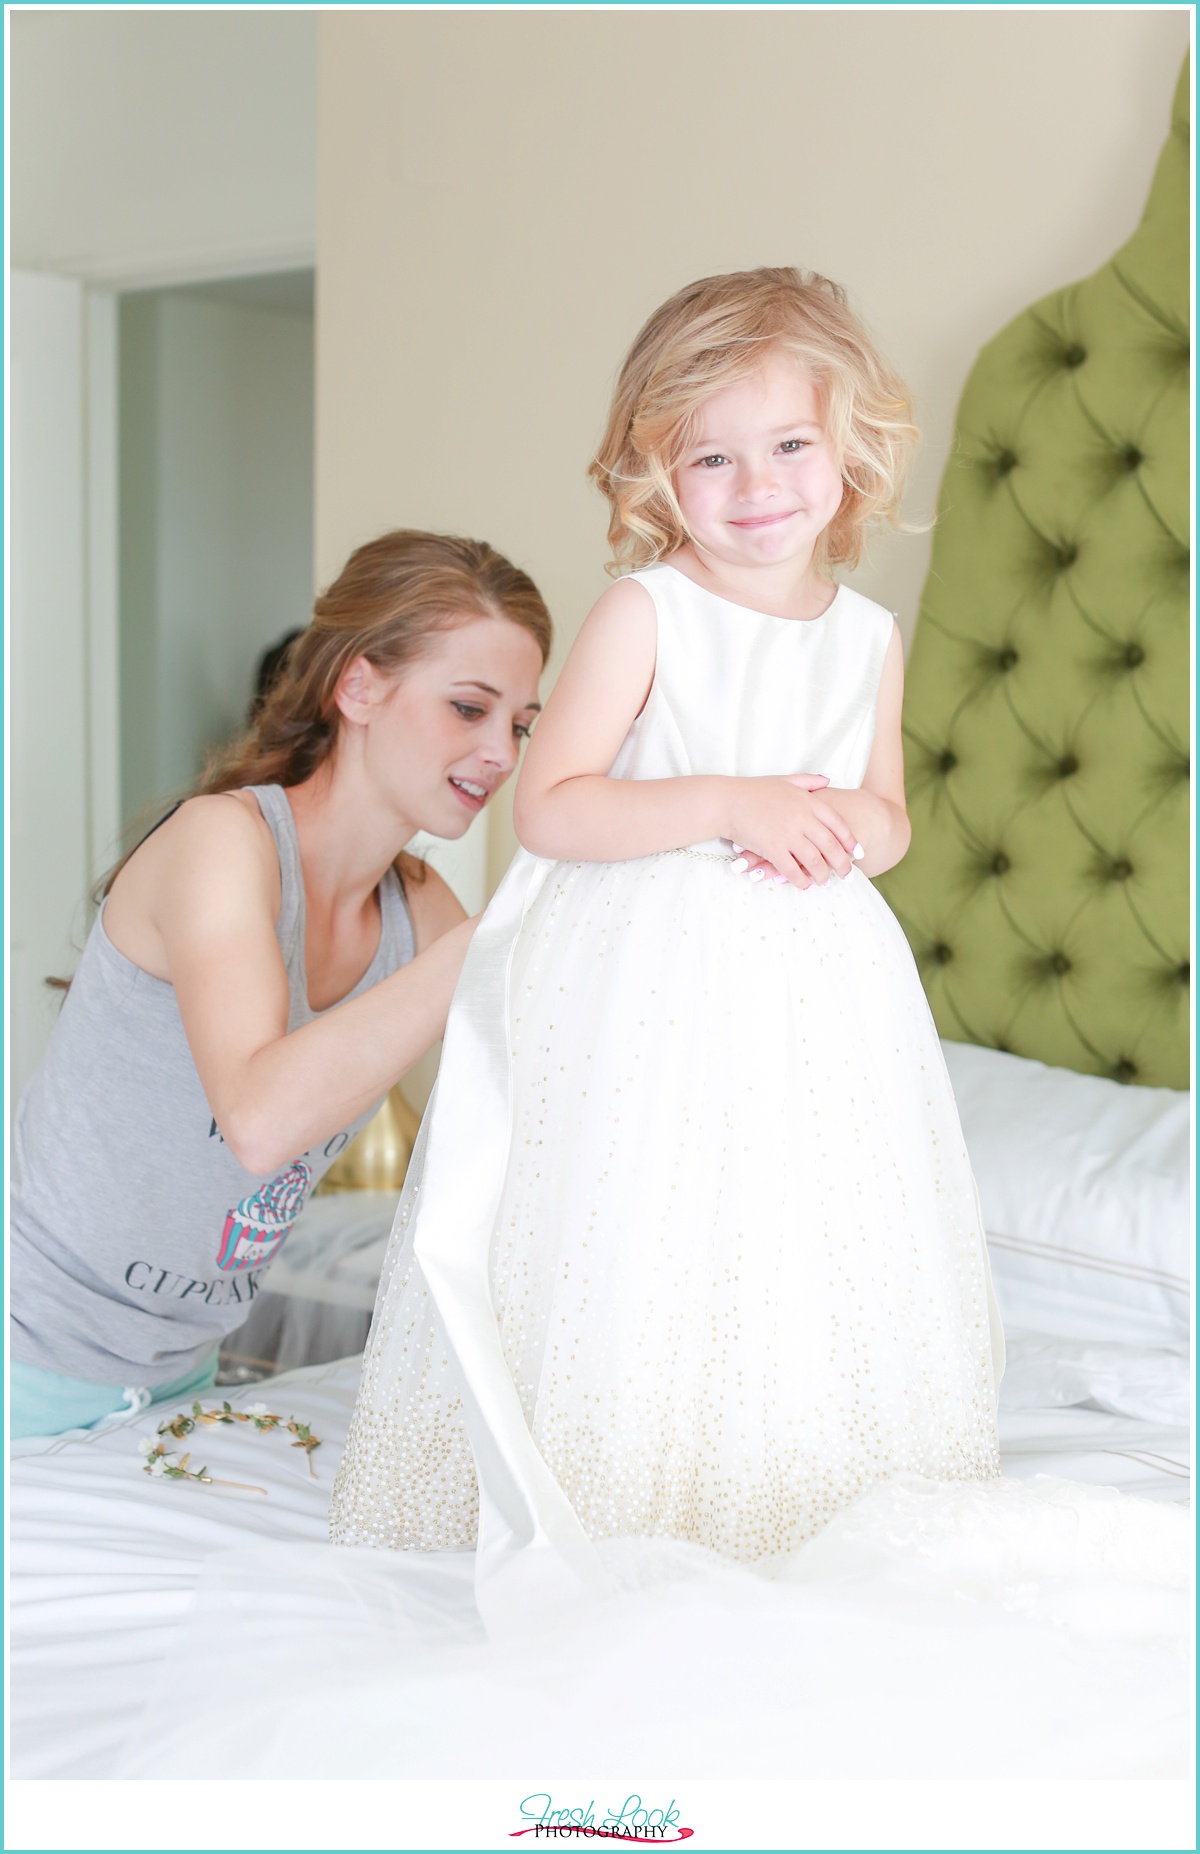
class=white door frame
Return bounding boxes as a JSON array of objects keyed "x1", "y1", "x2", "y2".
[
  {"x1": 83, "y1": 286, "x2": 121, "y2": 884},
  {"x1": 10, "y1": 272, "x2": 102, "y2": 1104}
]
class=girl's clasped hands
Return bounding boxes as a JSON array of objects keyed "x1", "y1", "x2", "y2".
[{"x1": 728, "y1": 771, "x2": 866, "y2": 888}]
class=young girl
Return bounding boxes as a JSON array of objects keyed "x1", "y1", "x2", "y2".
[{"x1": 330, "y1": 270, "x2": 1003, "y2": 1611}]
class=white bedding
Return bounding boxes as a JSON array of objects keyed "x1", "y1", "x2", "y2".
[
  {"x1": 8, "y1": 1348, "x2": 1190, "y2": 1781},
  {"x1": 942, "y1": 1039, "x2": 1191, "y2": 1349}
]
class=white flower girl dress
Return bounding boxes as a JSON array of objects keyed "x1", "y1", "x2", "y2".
[{"x1": 329, "y1": 562, "x2": 1004, "y2": 1621}]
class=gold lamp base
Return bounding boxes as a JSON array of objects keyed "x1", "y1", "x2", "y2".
[{"x1": 315, "y1": 1084, "x2": 421, "y2": 1195}]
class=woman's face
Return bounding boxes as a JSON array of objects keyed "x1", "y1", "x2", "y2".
[
  {"x1": 672, "y1": 351, "x2": 844, "y2": 575},
  {"x1": 347, "y1": 615, "x2": 544, "y2": 838}
]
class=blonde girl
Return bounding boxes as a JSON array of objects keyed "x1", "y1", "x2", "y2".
[{"x1": 332, "y1": 270, "x2": 1002, "y2": 1587}]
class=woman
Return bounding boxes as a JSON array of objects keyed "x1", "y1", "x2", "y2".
[{"x1": 10, "y1": 530, "x2": 550, "y2": 1438}]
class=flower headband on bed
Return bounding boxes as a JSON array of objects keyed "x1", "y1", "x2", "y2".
[{"x1": 139, "y1": 1399, "x2": 321, "y2": 1495}]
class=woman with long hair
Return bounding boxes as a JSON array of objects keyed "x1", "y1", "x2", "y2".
[{"x1": 9, "y1": 529, "x2": 551, "y2": 1439}]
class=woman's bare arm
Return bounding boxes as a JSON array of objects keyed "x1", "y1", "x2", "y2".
[{"x1": 143, "y1": 801, "x2": 474, "y2": 1174}]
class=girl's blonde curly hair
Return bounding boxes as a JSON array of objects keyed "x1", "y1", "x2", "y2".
[{"x1": 588, "y1": 267, "x2": 919, "y2": 577}]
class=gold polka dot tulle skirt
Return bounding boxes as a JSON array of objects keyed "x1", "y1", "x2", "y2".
[{"x1": 330, "y1": 851, "x2": 1002, "y2": 1564}]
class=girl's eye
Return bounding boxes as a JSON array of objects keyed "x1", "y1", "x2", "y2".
[
  {"x1": 514, "y1": 722, "x2": 534, "y2": 741},
  {"x1": 696, "y1": 454, "x2": 729, "y2": 469},
  {"x1": 778, "y1": 439, "x2": 808, "y2": 453}
]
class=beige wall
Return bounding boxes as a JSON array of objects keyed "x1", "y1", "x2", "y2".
[{"x1": 316, "y1": 9, "x2": 1190, "y2": 889}]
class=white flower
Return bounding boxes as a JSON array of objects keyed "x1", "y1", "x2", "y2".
[
  {"x1": 246, "y1": 1403, "x2": 270, "y2": 1418},
  {"x1": 149, "y1": 1456, "x2": 168, "y2": 1476},
  {"x1": 138, "y1": 1437, "x2": 157, "y2": 1456}
]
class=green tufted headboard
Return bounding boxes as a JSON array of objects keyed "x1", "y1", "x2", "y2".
[{"x1": 878, "y1": 58, "x2": 1190, "y2": 1091}]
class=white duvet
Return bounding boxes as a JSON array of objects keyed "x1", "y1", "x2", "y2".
[{"x1": 9, "y1": 1349, "x2": 1191, "y2": 1782}]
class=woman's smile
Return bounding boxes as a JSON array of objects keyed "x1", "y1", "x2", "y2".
[{"x1": 448, "y1": 774, "x2": 490, "y2": 813}]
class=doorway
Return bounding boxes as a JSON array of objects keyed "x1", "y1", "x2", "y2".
[{"x1": 117, "y1": 269, "x2": 315, "y2": 832}]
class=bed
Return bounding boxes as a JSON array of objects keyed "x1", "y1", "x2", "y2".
[
  {"x1": 9, "y1": 1024, "x2": 1190, "y2": 1782},
  {"x1": 8, "y1": 54, "x2": 1191, "y2": 1793}
]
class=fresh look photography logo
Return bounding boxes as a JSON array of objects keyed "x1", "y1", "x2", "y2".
[{"x1": 511, "y1": 1795, "x2": 693, "y2": 1843}]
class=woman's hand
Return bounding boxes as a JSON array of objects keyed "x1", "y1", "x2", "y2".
[{"x1": 726, "y1": 774, "x2": 862, "y2": 889}]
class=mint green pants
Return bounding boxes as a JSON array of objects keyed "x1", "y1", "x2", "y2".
[{"x1": 10, "y1": 1353, "x2": 220, "y2": 1440}]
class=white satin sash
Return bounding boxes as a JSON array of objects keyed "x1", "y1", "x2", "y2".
[{"x1": 410, "y1": 849, "x2": 616, "y2": 1633}]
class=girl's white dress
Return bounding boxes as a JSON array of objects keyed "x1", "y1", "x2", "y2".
[{"x1": 329, "y1": 562, "x2": 1004, "y2": 1619}]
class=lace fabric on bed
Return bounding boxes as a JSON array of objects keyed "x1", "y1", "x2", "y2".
[{"x1": 117, "y1": 1468, "x2": 1189, "y2": 1780}]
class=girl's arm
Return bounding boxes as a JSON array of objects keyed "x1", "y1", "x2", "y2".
[
  {"x1": 514, "y1": 579, "x2": 863, "y2": 878},
  {"x1": 815, "y1": 620, "x2": 911, "y2": 878},
  {"x1": 514, "y1": 579, "x2": 726, "y2": 859},
  {"x1": 764, "y1": 621, "x2": 911, "y2": 882},
  {"x1": 147, "y1": 799, "x2": 474, "y2": 1175}
]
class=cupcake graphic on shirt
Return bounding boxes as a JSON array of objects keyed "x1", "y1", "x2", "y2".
[{"x1": 217, "y1": 1161, "x2": 312, "y2": 1272}]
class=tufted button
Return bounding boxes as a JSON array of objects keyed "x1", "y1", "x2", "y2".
[
  {"x1": 1123, "y1": 642, "x2": 1145, "y2": 669},
  {"x1": 994, "y1": 646, "x2": 1019, "y2": 673},
  {"x1": 1117, "y1": 443, "x2": 1143, "y2": 472},
  {"x1": 1176, "y1": 961, "x2": 1189, "y2": 986},
  {"x1": 1048, "y1": 951, "x2": 1071, "y2": 976},
  {"x1": 1111, "y1": 1058, "x2": 1137, "y2": 1084},
  {"x1": 938, "y1": 749, "x2": 958, "y2": 774},
  {"x1": 930, "y1": 942, "x2": 953, "y2": 966},
  {"x1": 990, "y1": 851, "x2": 1010, "y2": 875},
  {"x1": 993, "y1": 448, "x2": 1018, "y2": 476},
  {"x1": 1056, "y1": 754, "x2": 1079, "y2": 779},
  {"x1": 1109, "y1": 858, "x2": 1133, "y2": 882},
  {"x1": 1062, "y1": 343, "x2": 1087, "y2": 369},
  {"x1": 1053, "y1": 541, "x2": 1078, "y2": 570}
]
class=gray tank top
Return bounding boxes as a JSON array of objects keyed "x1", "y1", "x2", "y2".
[{"x1": 10, "y1": 785, "x2": 416, "y2": 1386}]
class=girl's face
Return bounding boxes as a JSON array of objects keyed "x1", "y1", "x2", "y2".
[
  {"x1": 342, "y1": 616, "x2": 544, "y2": 838},
  {"x1": 672, "y1": 351, "x2": 844, "y2": 575}
]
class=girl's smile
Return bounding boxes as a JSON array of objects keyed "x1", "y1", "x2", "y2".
[{"x1": 728, "y1": 509, "x2": 799, "y2": 530}]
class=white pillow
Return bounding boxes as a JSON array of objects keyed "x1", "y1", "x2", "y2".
[
  {"x1": 998, "y1": 1330, "x2": 1189, "y2": 1427},
  {"x1": 941, "y1": 1040, "x2": 1190, "y2": 1349}
]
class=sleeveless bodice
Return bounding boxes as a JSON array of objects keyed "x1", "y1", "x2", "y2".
[{"x1": 608, "y1": 566, "x2": 896, "y2": 832}]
